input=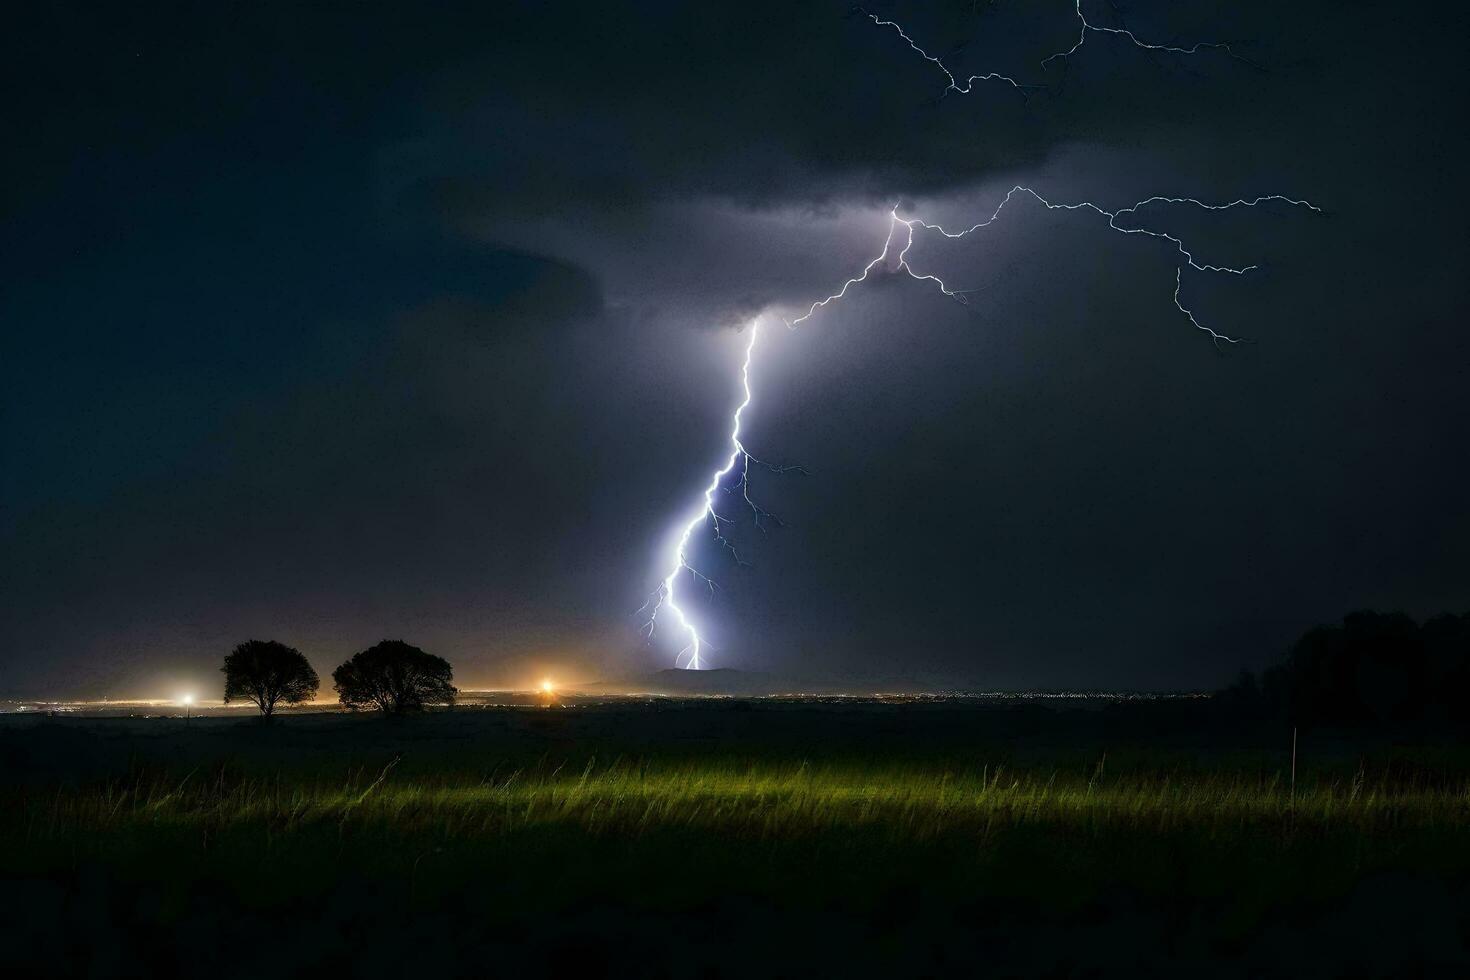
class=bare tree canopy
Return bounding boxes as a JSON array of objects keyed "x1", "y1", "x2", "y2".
[
  {"x1": 221, "y1": 640, "x2": 319, "y2": 717},
  {"x1": 333, "y1": 640, "x2": 456, "y2": 714}
]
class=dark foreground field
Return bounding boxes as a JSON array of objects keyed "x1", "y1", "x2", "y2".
[{"x1": 3, "y1": 699, "x2": 1469, "y2": 977}]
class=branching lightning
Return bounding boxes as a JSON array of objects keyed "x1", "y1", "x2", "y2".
[
  {"x1": 638, "y1": 322, "x2": 804, "y2": 670},
  {"x1": 641, "y1": 188, "x2": 1318, "y2": 664},
  {"x1": 863, "y1": 2, "x2": 1254, "y2": 98},
  {"x1": 1042, "y1": 0, "x2": 1251, "y2": 71},
  {"x1": 863, "y1": 11, "x2": 1039, "y2": 96},
  {"x1": 792, "y1": 189, "x2": 1322, "y2": 345},
  {"x1": 638, "y1": 7, "x2": 1320, "y2": 669}
]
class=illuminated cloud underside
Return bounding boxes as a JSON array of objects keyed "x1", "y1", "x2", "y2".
[{"x1": 640, "y1": 10, "x2": 1320, "y2": 669}]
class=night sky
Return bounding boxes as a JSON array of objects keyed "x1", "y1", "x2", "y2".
[{"x1": 3, "y1": 1, "x2": 1467, "y2": 697}]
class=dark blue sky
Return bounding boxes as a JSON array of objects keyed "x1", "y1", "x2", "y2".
[{"x1": 3, "y1": 1, "x2": 1467, "y2": 696}]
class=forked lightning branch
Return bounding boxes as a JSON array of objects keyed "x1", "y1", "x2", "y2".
[{"x1": 639, "y1": 9, "x2": 1320, "y2": 669}]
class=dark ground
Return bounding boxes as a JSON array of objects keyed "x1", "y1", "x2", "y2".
[{"x1": 3, "y1": 698, "x2": 1468, "y2": 977}]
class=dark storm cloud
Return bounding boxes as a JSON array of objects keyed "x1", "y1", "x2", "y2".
[
  {"x1": 2, "y1": 1, "x2": 1467, "y2": 695},
  {"x1": 391, "y1": 1, "x2": 1313, "y2": 215},
  {"x1": 381, "y1": 0, "x2": 1374, "y2": 329}
]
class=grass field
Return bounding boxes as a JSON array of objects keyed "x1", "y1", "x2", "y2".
[{"x1": 4, "y1": 701, "x2": 1469, "y2": 976}]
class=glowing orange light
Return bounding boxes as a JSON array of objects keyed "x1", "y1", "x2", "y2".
[{"x1": 540, "y1": 680, "x2": 554, "y2": 694}]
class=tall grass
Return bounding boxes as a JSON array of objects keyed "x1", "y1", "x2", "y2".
[
  {"x1": 6, "y1": 743, "x2": 1470, "y2": 974},
  {"x1": 16, "y1": 758, "x2": 1470, "y2": 850}
]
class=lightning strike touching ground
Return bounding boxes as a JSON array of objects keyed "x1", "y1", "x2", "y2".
[
  {"x1": 639, "y1": 322, "x2": 782, "y2": 670},
  {"x1": 642, "y1": 187, "x2": 1318, "y2": 666},
  {"x1": 640, "y1": 9, "x2": 1320, "y2": 669}
]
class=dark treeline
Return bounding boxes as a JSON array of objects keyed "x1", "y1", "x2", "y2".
[
  {"x1": 1221, "y1": 610, "x2": 1470, "y2": 728},
  {"x1": 222, "y1": 638, "x2": 455, "y2": 717}
]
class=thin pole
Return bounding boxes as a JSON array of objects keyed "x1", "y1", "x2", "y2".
[{"x1": 1290, "y1": 726, "x2": 1297, "y2": 801}]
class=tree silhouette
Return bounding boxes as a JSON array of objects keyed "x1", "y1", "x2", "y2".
[
  {"x1": 1423, "y1": 612, "x2": 1470, "y2": 724},
  {"x1": 1224, "y1": 609, "x2": 1470, "y2": 727},
  {"x1": 333, "y1": 640, "x2": 457, "y2": 714},
  {"x1": 221, "y1": 639, "x2": 319, "y2": 717}
]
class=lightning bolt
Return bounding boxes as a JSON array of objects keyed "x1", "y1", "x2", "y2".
[
  {"x1": 638, "y1": 9, "x2": 1319, "y2": 669},
  {"x1": 793, "y1": 189, "x2": 1322, "y2": 344},
  {"x1": 862, "y1": 11, "x2": 1039, "y2": 96},
  {"x1": 641, "y1": 188, "x2": 1318, "y2": 665},
  {"x1": 638, "y1": 321, "x2": 783, "y2": 670},
  {"x1": 863, "y1": 2, "x2": 1254, "y2": 98},
  {"x1": 1043, "y1": 0, "x2": 1250, "y2": 70}
]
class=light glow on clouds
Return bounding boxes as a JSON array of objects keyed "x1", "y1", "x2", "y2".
[{"x1": 640, "y1": 187, "x2": 1319, "y2": 666}]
